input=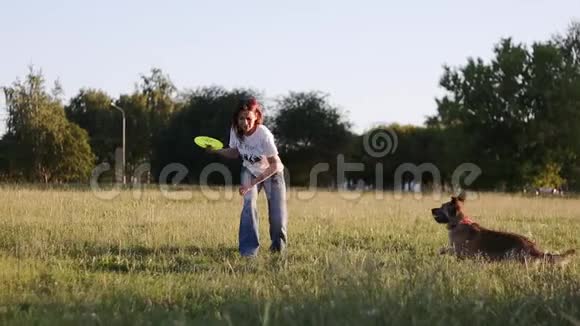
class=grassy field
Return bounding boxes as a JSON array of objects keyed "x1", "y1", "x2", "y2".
[{"x1": 0, "y1": 185, "x2": 579, "y2": 325}]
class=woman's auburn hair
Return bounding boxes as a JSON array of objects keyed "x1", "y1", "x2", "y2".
[{"x1": 231, "y1": 97, "x2": 263, "y2": 140}]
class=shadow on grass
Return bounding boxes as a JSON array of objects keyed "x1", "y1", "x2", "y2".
[
  {"x1": 1, "y1": 288, "x2": 579, "y2": 326},
  {"x1": 69, "y1": 244, "x2": 240, "y2": 273},
  {"x1": 68, "y1": 243, "x2": 238, "y2": 259}
]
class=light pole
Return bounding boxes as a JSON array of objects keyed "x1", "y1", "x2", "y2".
[{"x1": 111, "y1": 103, "x2": 126, "y2": 185}]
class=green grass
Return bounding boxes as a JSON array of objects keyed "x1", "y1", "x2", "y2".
[{"x1": 0, "y1": 185, "x2": 579, "y2": 325}]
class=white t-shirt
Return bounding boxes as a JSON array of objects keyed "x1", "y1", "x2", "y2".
[{"x1": 229, "y1": 125, "x2": 284, "y2": 177}]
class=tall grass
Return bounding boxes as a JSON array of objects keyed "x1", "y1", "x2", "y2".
[{"x1": 0, "y1": 186, "x2": 578, "y2": 325}]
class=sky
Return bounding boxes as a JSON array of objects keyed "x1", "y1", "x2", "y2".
[{"x1": 1, "y1": 0, "x2": 579, "y2": 135}]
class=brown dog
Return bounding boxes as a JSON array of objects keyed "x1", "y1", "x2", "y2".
[{"x1": 431, "y1": 193, "x2": 575, "y2": 265}]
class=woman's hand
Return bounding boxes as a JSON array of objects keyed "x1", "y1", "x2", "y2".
[
  {"x1": 239, "y1": 182, "x2": 254, "y2": 196},
  {"x1": 238, "y1": 155, "x2": 282, "y2": 196},
  {"x1": 204, "y1": 145, "x2": 216, "y2": 154}
]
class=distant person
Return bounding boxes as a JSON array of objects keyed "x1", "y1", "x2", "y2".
[{"x1": 207, "y1": 97, "x2": 288, "y2": 257}]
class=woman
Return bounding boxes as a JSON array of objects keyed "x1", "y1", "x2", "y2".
[{"x1": 209, "y1": 97, "x2": 287, "y2": 257}]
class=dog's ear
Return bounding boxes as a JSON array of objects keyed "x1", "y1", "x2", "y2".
[
  {"x1": 451, "y1": 196, "x2": 457, "y2": 203},
  {"x1": 457, "y1": 191, "x2": 467, "y2": 202}
]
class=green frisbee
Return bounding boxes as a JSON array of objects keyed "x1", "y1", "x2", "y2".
[{"x1": 194, "y1": 136, "x2": 224, "y2": 150}]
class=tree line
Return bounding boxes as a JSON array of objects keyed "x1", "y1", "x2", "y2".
[{"x1": 1, "y1": 23, "x2": 579, "y2": 192}]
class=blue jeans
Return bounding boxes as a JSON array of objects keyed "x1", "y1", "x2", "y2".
[{"x1": 239, "y1": 168, "x2": 288, "y2": 256}]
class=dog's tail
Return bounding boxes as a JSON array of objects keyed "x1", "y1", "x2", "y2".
[{"x1": 542, "y1": 249, "x2": 576, "y2": 266}]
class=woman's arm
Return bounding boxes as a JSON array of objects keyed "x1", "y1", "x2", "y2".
[
  {"x1": 209, "y1": 147, "x2": 240, "y2": 159},
  {"x1": 239, "y1": 155, "x2": 282, "y2": 195},
  {"x1": 251, "y1": 155, "x2": 282, "y2": 185}
]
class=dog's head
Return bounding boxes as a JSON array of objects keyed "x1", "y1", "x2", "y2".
[{"x1": 431, "y1": 192, "x2": 466, "y2": 227}]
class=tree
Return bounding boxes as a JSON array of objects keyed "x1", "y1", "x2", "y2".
[
  {"x1": 108, "y1": 68, "x2": 181, "y2": 179},
  {"x1": 531, "y1": 162, "x2": 565, "y2": 189},
  {"x1": 0, "y1": 135, "x2": 16, "y2": 180},
  {"x1": 112, "y1": 93, "x2": 150, "y2": 176},
  {"x1": 152, "y1": 86, "x2": 258, "y2": 184},
  {"x1": 429, "y1": 22, "x2": 580, "y2": 190},
  {"x1": 272, "y1": 92, "x2": 353, "y2": 186},
  {"x1": 2, "y1": 67, "x2": 95, "y2": 182},
  {"x1": 557, "y1": 21, "x2": 580, "y2": 67},
  {"x1": 65, "y1": 89, "x2": 116, "y2": 164},
  {"x1": 65, "y1": 69, "x2": 179, "y2": 181},
  {"x1": 139, "y1": 68, "x2": 178, "y2": 137}
]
